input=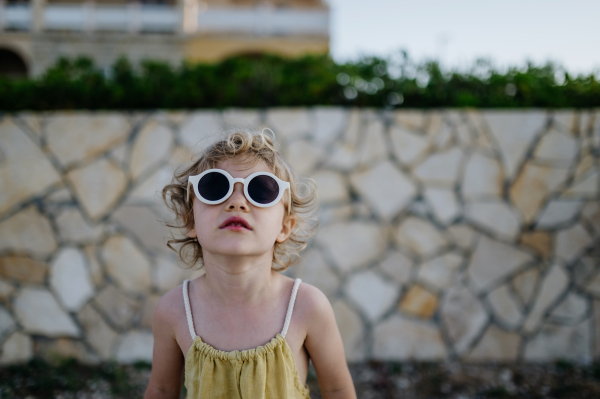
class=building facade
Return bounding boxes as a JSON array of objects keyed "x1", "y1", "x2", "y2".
[{"x1": 0, "y1": 0, "x2": 330, "y2": 78}]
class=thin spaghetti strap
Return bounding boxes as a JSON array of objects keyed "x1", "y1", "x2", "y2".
[
  {"x1": 182, "y1": 279, "x2": 197, "y2": 339},
  {"x1": 281, "y1": 278, "x2": 302, "y2": 338}
]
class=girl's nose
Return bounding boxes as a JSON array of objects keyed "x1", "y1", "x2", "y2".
[{"x1": 226, "y1": 182, "x2": 249, "y2": 212}]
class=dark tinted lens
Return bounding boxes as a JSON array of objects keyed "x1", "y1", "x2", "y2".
[
  {"x1": 248, "y1": 175, "x2": 279, "y2": 204},
  {"x1": 197, "y1": 172, "x2": 229, "y2": 201}
]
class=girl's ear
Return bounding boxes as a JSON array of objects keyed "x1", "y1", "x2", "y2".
[
  {"x1": 276, "y1": 214, "x2": 296, "y2": 243},
  {"x1": 187, "y1": 225, "x2": 197, "y2": 239}
]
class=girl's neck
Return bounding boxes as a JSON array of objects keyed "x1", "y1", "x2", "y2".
[{"x1": 199, "y1": 252, "x2": 278, "y2": 307}]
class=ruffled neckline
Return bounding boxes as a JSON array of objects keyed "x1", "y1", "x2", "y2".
[{"x1": 186, "y1": 333, "x2": 286, "y2": 362}]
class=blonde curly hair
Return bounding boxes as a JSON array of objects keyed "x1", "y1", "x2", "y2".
[{"x1": 161, "y1": 127, "x2": 319, "y2": 271}]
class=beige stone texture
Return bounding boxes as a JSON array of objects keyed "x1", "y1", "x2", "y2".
[
  {"x1": 94, "y1": 285, "x2": 141, "y2": 329},
  {"x1": 536, "y1": 200, "x2": 583, "y2": 228},
  {"x1": 126, "y1": 165, "x2": 173, "y2": 205},
  {"x1": 551, "y1": 110, "x2": 578, "y2": 134},
  {"x1": 345, "y1": 270, "x2": 399, "y2": 321},
  {"x1": 357, "y1": 119, "x2": 389, "y2": 166},
  {"x1": 285, "y1": 139, "x2": 324, "y2": 176},
  {"x1": 573, "y1": 153, "x2": 595, "y2": 180},
  {"x1": 423, "y1": 187, "x2": 460, "y2": 225},
  {"x1": 483, "y1": 110, "x2": 547, "y2": 180},
  {"x1": 141, "y1": 295, "x2": 161, "y2": 330},
  {"x1": 45, "y1": 188, "x2": 73, "y2": 203},
  {"x1": 115, "y1": 330, "x2": 154, "y2": 363},
  {"x1": 37, "y1": 338, "x2": 99, "y2": 364},
  {"x1": 389, "y1": 125, "x2": 430, "y2": 166},
  {"x1": 129, "y1": 120, "x2": 174, "y2": 181},
  {"x1": 14, "y1": 287, "x2": 80, "y2": 337},
  {"x1": 378, "y1": 251, "x2": 413, "y2": 286},
  {"x1": 83, "y1": 245, "x2": 105, "y2": 286},
  {"x1": 177, "y1": 111, "x2": 223, "y2": 151},
  {"x1": 294, "y1": 249, "x2": 339, "y2": 298},
  {"x1": 0, "y1": 118, "x2": 61, "y2": 215},
  {"x1": 317, "y1": 222, "x2": 386, "y2": 272},
  {"x1": 441, "y1": 285, "x2": 488, "y2": 354},
  {"x1": 400, "y1": 285, "x2": 438, "y2": 318},
  {"x1": 461, "y1": 152, "x2": 503, "y2": 199},
  {"x1": 585, "y1": 272, "x2": 600, "y2": 297},
  {"x1": 111, "y1": 205, "x2": 169, "y2": 254},
  {"x1": 523, "y1": 263, "x2": 569, "y2": 333},
  {"x1": 0, "y1": 206, "x2": 58, "y2": 259},
  {"x1": 55, "y1": 208, "x2": 105, "y2": 243},
  {"x1": 520, "y1": 231, "x2": 553, "y2": 259},
  {"x1": 510, "y1": 163, "x2": 569, "y2": 223},
  {"x1": 534, "y1": 128, "x2": 578, "y2": 165},
  {"x1": 524, "y1": 319, "x2": 591, "y2": 362},
  {"x1": 563, "y1": 168, "x2": 599, "y2": 198},
  {"x1": 465, "y1": 201, "x2": 522, "y2": 240},
  {"x1": 373, "y1": 315, "x2": 446, "y2": 360},
  {"x1": 313, "y1": 171, "x2": 349, "y2": 204},
  {"x1": 50, "y1": 248, "x2": 95, "y2": 311},
  {"x1": 488, "y1": 285, "x2": 523, "y2": 329},
  {"x1": 78, "y1": 304, "x2": 119, "y2": 360},
  {"x1": 0, "y1": 279, "x2": 15, "y2": 306},
  {"x1": 17, "y1": 112, "x2": 42, "y2": 138},
  {"x1": 222, "y1": 108, "x2": 261, "y2": 127},
  {"x1": 0, "y1": 256, "x2": 47, "y2": 284},
  {"x1": 581, "y1": 202, "x2": 600, "y2": 235},
  {"x1": 447, "y1": 224, "x2": 478, "y2": 250},
  {"x1": 332, "y1": 300, "x2": 366, "y2": 362},
  {"x1": 466, "y1": 325, "x2": 521, "y2": 361},
  {"x1": 512, "y1": 267, "x2": 541, "y2": 306},
  {"x1": 153, "y1": 255, "x2": 188, "y2": 294},
  {"x1": 417, "y1": 252, "x2": 463, "y2": 292},
  {"x1": 413, "y1": 147, "x2": 463, "y2": 186},
  {"x1": 394, "y1": 110, "x2": 427, "y2": 131},
  {"x1": 66, "y1": 158, "x2": 128, "y2": 221},
  {"x1": 317, "y1": 204, "x2": 353, "y2": 225},
  {"x1": 550, "y1": 293, "x2": 589, "y2": 325},
  {"x1": 265, "y1": 108, "x2": 311, "y2": 140},
  {"x1": 312, "y1": 107, "x2": 347, "y2": 145},
  {"x1": 0, "y1": 332, "x2": 33, "y2": 364},
  {"x1": 45, "y1": 113, "x2": 130, "y2": 167},
  {"x1": 555, "y1": 224, "x2": 593, "y2": 263},
  {"x1": 395, "y1": 217, "x2": 448, "y2": 258},
  {"x1": 350, "y1": 160, "x2": 417, "y2": 219},
  {"x1": 468, "y1": 235, "x2": 533, "y2": 293},
  {"x1": 0, "y1": 306, "x2": 16, "y2": 340},
  {"x1": 101, "y1": 235, "x2": 152, "y2": 294}
]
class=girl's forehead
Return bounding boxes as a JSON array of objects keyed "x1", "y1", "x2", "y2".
[{"x1": 215, "y1": 157, "x2": 273, "y2": 176}]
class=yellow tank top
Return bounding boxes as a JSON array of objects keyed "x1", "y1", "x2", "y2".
[{"x1": 182, "y1": 278, "x2": 311, "y2": 399}]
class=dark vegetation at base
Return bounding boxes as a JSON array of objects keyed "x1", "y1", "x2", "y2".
[
  {"x1": 2, "y1": 358, "x2": 600, "y2": 399},
  {"x1": 0, "y1": 52, "x2": 599, "y2": 111}
]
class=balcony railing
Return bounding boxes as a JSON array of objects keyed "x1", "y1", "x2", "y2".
[{"x1": 0, "y1": 2, "x2": 329, "y2": 35}]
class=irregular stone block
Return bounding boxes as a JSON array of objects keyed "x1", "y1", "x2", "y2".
[
  {"x1": 534, "y1": 128, "x2": 578, "y2": 165},
  {"x1": 285, "y1": 139, "x2": 324, "y2": 176},
  {"x1": 441, "y1": 285, "x2": 488, "y2": 354},
  {"x1": 0, "y1": 256, "x2": 47, "y2": 284},
  {"x1": 345, "y1": 270, "x2": 399, "y2": 321},
  {"x1": 522, "y1": 263, "x2": 569, "y2": 333},
  {"x1": 373, "y1": 315, "x2": 446, "y2": 360},
  {"x1": 519, "y1": 231, "x2": 553, "y2": 259},
  {"x1": 78, "y1": 303, "x2": 118, "y2": 359},
  {"x1": 512, "y1": 267, "x2": 541, "y2": 306},
  {"x1": 312, "y1": 107, "x2": 347, "y2": 145},
  {"x1": 581, "y1": 202, "x2": 600, "y2": 235},
  {"x1": 357, "y1": 119, "x2": 389, "y2": 166},
  {"x1": 265, "y1": 108, "x2": 311, "y2": 141},
  {"x1": 45, "y1": 188, "x2": 73, "y2": 203},
  {"x1": 0, "y1": 279, "x2": 15, "y2": 305},
  {"x1": 94, "y1": 285, "x2": 141, "y2": 329},
  {"x1": 116, "y1": 330, "x2": 154, "y2": 363},
  {"x1": 295, "y1": 249, "x2": 339, "y2": 298},
  {"x1": 153, "y1": 255, "x2": 188, "y2": 294},
  {"x1": 317, "y1": 222, "x2": 386, "y2": 272},
  {"x1": 536, "y1": 200, "x2": 583, "y2": 228},
  {"x1": 488, "y1": 285, "x2": 523, "y2": 329},
  {"x1": 555, "y1": 224, "x2": 593, "y2": 264},
  {"x1": 14, "y1": 287, "x2": 80, "y2": 337},
  {"x1": 178, "y1": 111, "x2": 223, "y2": 151},
  {"x1": 316, "y1": 204, "x2": 353, "y2": 225},
  {"x1": 413, "y1": 147, "x2": 463, "y2": 186},
  {"x1": 0, "y1": 305, "x2": 15, "y2": 340},
  {"x1": 417, "y1": 252, "x2": 463, "y2": 291},
  {"x1": 400, "y1": 285, "x2": 438, "y2": 318},
  {"x1": 50, "y1": 247, "x2": 95, "y2": 311},
  {"x1": 389, "y1": 125, "x2": 429, "y2": 166},
  {"x1": 378, "y1": 251, "x2": 413, "y2": 286},
  {"x1": 465, "y1": 201, "x2": 522, "y2": 240},
  {"x1": 461, "y1": 152, "x2": 503, "y2": 199},
  {"x1": 350, "y1": 160, "x2": 417, "y2": 220},
  {"x1": 0, "y1": 332, "x2": 33, "y2": 364},
  {"x1": 129, "y1": 119, "x2": 174, "y2": 181},
  {"x1": 395, "y1": 217, "x2": 448, "y2": 259},
  {"x1": 83, "y1": 245, "x2": 104, "y2": 287},
  {"x1": 510, "y1": 163, "x2": 569, "y2": 223},
  {"x1": 524, "y1": 319, "x2": 591, "y2": 362},
  {"x1": 101, "y1": 235, "x2": 151, "y2": 294},
  {"x1": 468, "y1": 235, "x2": 533, "y2": 293},
  {"x1": 466, "y1": 325, "x2": 521, "y2": 361},
  {"x1": 393, "y1": 110, "x2": 427, "y2": 131},
  {"x1": 126, "y1": 165, "x2": 173, "y2": 205},
  {"x1": 332, "y1": 300, "x2": 366, "y2": 362},
  {"x1": 0, "y1": 206, "x2": 57, "y2": 258},
  {"x1": 45, "y1": 113, "x2": 130, "y2": 167},
  {"x1": 313, "y1": 171, "x2": 349, "y2": 204},
  {"x1": 483, "y1": 110, "x2": 547, "y2": 180},
  {"x1": 111, "y1": 205, "x2": 170, "y2": 254},
  {"x1": 55, "y1": 207, "x2": 105, "y2": 243},
  {"x1": 423, "y1": 187, "x2": 460, "y2": 225},
  {"x1": 447, "y1": 224, "x2": 477, "y2": 250},
  {"x1": 0, "y1": 118, "x2": 61, "y2": 215},
  {"x1": 222, "y1": 108, "x2": 261, "y2": 127},
  {"x1": 550, "y1": 293, "x2": 589, "y2": 325},
  {"x1": 563, "y1": 168, "x2": 599, "y2": 198},
  {"x1": 66, "y1": 158, "x2": 128, "y2": 221}
]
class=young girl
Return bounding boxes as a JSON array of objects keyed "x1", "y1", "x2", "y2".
[{"x1": 144, "y1": 128, "x2": 357, "y2": 399}]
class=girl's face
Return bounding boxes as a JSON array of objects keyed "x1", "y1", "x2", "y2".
[{"x1": 187, "y1": 157, "x2": 295, "y2": 261}]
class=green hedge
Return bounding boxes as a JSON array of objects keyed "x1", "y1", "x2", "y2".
[{"x1": 1, "y1": 52, "x2": 599, "y2": 110}]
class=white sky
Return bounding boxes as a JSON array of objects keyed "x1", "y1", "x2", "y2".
[{"x1": 324, "y1": 0, "x2": 600, "y2": 74}]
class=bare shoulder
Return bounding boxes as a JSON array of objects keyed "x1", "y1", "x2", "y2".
[{"x1": 292, "y1": 281, "x2": 334, "y2": 330}]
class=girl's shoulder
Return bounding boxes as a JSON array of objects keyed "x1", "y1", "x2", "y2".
[{"x1": 290, "y1": 279, "x2": 335, "y2": 333}]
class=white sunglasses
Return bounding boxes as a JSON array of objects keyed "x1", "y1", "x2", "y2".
[{"x1": 187, "y1": 169, "x2": 291, "y2": 213}]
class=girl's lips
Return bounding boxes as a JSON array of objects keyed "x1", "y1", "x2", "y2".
[{"x1": 219, "y1": 216, "x2": 252, "y2": 230}]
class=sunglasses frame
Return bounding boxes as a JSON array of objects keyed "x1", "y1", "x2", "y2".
[{"x1": 187, "y1": 169, "x2": 291, "y2": 214}]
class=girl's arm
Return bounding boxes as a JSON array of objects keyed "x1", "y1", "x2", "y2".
[
  {"x1": 144, "y1": 293, "x2": 185, "y2": 399},
  {"x1": 302, "y1": 285, "x2": 357, "y2": 399}
]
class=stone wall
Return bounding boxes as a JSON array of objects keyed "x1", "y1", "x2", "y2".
[{"x1": 0, "y1": 108, "x2": 599, "y2": 364}]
